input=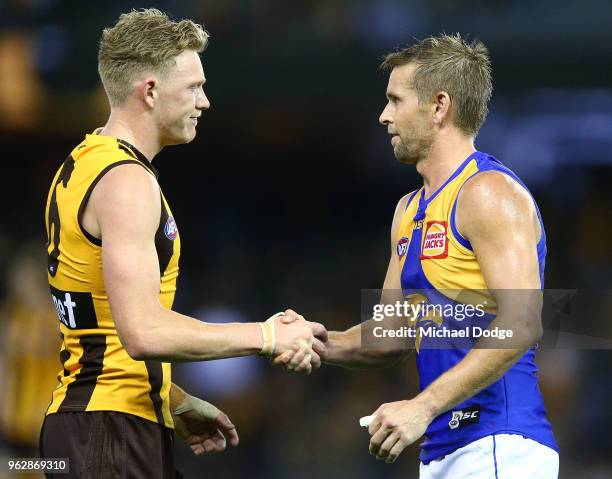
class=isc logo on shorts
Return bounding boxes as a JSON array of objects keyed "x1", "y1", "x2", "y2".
[
  {"x1": 448, "y1": 405, "x2": 480, "y2": 430},
  {"x1": 421, "y1": 221, "x2": 448, "y2": 259},
  {"x1": 397, "y1": 237, "x2": 409, "y2": 257},
  {"x1": 164, "y1": 216, "x2": 178, "y2": 241}
]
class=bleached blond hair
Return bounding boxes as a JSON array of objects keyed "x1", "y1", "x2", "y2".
[{"x1": 98, "y1": 8, "x2": 209, "y2": 105}]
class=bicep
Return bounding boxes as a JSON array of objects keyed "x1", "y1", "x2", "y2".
[
  {"x1": 92, "y1": 165, "x2": 162, "y2": 343},
  {"x1": 458, "y1": 172, "x2": 541, "y2": 290},
  {"x1": 457, "y1": 173, "x2": 543, "y2": 340}
]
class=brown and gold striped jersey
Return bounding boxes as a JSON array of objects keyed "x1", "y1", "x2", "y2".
[{"x1": 44, "y1": 132, "x2": 180, "y2": 428}]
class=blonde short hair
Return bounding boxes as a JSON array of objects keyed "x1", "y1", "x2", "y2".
[
  {"x1": 98, "y1": 8, "x2": 209, "y2": 106},
  {"x1": 381, "y1": 34, "x2": 492, "y2": 136}
]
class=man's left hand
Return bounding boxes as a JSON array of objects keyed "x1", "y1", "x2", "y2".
[
  {"x1": 367, "y1": 398, "x2": 435, "y2": 463},
  {"x1": 173, "y1": 397, "x2": 239, "y2": 456}
]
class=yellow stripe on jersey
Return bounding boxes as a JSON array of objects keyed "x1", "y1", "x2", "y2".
[{"x1": 44, "y1": 132, "x2": 180, "y2": 428}]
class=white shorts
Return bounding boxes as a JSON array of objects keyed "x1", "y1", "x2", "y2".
[{"x1": 419, "y1": 434, "x2": 559, "y2": 479}]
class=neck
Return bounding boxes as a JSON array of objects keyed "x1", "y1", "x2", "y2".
[
  {"x1": 416, "y1": 130, "x2": 476, "y2": 198},
  {"x1": 99, "y1": 108, "x2": 161, "y2": 161}
]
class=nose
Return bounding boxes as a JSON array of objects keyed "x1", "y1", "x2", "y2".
[
  {"x1": 379, "y1": 103, "x2": 391, "y2": 126},
  {"x1": 196, "y1": 87, "x2": 210, "y2": 111}
]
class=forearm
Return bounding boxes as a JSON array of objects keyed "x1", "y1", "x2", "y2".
[
  {"x1": 324, "y1": 325, "x2": 409, "y2": 369},
  {"x1": 128, "y1": 306, "x2": 263, "y2": 361},
  {"x1": 416, "y1": 347, "x2": 526, "y2": 418}
]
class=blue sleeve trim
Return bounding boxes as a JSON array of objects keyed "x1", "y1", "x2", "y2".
[
  {"x1": 405, "y1": 189, "x2": 420, "y2": 210},
  {"x1": 450, "y1": 195, "x2": 473, "y2": 251}
]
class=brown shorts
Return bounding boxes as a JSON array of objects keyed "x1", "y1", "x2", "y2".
[{"x1": 40, "y1": 411, "x2": 182, "y2": 479}]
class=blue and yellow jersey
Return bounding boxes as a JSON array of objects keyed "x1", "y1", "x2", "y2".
[
  {"x1": 396, "y1": 151, "x2": 558, "y2": 462},
  {"x1": 44, "y1": 132, "x2": 180, "y2": 428}
]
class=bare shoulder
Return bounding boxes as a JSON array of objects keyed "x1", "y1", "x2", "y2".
[
  {"x1": 90, "y1": 163, "x2": 161, "y2": 233},
  {"x1": 393, "y1": 190, "x2": 418, "y2": 223},
  {"x1": 391, "y1": 190, "x2": 418, "y2": 238},
  {"x1": 456, "y1": 171, "x2": 538, "y2": 238},
  {"x1": 395, "y1": 191, "x2": 415, "y2": 214}
]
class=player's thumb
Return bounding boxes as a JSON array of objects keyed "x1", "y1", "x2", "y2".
[
  {"x1": 279, "y1": 313, "x2": 299, "y2": 324},
  {"x1": 309, "y1": 321, "x2": 328, "y2": 342}
]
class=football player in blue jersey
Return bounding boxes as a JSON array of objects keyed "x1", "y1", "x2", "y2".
[{"x1": 278, "y1": 34, "x2": 558, "y2": 478}]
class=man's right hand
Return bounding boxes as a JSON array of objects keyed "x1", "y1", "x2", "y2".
[{"x1": 267, "y1": 309, "x2": 327, "y2": 375}]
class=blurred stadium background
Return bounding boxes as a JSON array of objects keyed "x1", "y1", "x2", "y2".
[{"x1": 1, "y1": 1, "x2": 611, "y2": 477}]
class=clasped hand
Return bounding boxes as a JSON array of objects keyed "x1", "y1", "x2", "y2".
[{"x1": 268, "y1": 309, "x2": 327, "y2": 375}]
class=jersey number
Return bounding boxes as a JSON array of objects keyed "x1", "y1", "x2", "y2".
[{"x1": 47, "y1": 157, "x2": 75, "y2": 277}]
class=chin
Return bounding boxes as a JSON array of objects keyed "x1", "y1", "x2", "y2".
[
  {"x1": 396, "y1": 155, "x2": 418, "y2": 165},
  {"x1": 184, "y1": 129, "x2": 197, "y2": 144},
  {"x1": 394, "y1": 146, "x2": 417, "y2": 165},
  {"x1": 166, "y1": 130, "x2": 197, "y2": 146}
]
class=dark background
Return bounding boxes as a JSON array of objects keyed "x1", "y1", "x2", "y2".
[{"x1": 1, "y1": 1, "x2": 611, "y2": 478}]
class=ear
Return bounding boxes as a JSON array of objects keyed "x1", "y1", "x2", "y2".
[
  {"x1": 138, "y1": 76, "x2": 157, "y2": 108},
  {"x1": 432, "y1": 91, "x2": 452, "y2": 127}
]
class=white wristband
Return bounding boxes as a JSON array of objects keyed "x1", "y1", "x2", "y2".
[{"x1": 259, "y1": 312, "x2": 283, "y2": 356}]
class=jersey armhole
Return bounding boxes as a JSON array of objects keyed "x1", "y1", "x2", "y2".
[
  {"x1": 77, "y1": 159, "x2": 149, "y2": 247},
  {"x1": 450, "y1": 195, "x2": 473, "y2": 251},
  {"x1": 405, "y1": 189, "x2": 420, "y2": 210}
]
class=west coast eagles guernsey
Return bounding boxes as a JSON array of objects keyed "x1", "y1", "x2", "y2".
[
  {"x1": 396, "y1": 151, "x2": 558, "y2": 463},
  {"x1": 44, "y1": 133, "x2": 180, "y2": 428}
]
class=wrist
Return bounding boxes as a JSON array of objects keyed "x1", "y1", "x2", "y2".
[
  {"x1": 413, "y1": 389, "x2": 441, "y2": 422},
  {"x1": 173, "y1": 394, "x2": 195, "y2": 416},
  {"x1": 259, "y1": 312, "x2": 283, "y2": 356},
  {"x1": 172, "y1": 394, "x2": 221, "y2": 420},
  {"x1": 323, "y1": 331, "x2": 348, "y2": 364}
]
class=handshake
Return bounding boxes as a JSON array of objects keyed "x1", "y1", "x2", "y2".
[{"x1": 258, "y1": 309, "x2": 327, "y2": 375}]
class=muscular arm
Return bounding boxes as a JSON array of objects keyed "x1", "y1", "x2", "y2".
[
  {"x1": 366, "y1": 172, "x2": 545, "y2": 463},
  {"x1": 414, "y1": 171, "x2": 543, "y2": 417},
  {"x1": 323, "y1": 193, "x2": 413, "y2": 369},
  {"x1": 91, "y1": 164, "x2": 316, "y2": 362}
]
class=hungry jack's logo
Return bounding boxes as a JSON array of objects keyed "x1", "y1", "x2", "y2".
[{"x1": 421, "y1": 221, "x2": 448, "y2": 259}]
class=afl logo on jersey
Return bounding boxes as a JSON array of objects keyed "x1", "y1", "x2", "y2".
[
  {"x1": 421, "y1": 221, "x2": 448, "y2": 259},
  {"x1": 164, "y1": 216, "x2": 178, "y2": 241},
  {"x1": 397, "y1": 237, "x2": 409, "y2": 258}
]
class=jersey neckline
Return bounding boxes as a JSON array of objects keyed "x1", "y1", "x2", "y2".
[
  {"x1": 419, "y1": 150, "x2": 480, "y2": 207},
  {"x1": 85, "y1": 131, "x2": 158, "y2": 179}
]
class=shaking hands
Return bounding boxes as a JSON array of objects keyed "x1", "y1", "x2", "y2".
[{"x1": 259, "y1": 309, "x2": 327, "y2": 374}]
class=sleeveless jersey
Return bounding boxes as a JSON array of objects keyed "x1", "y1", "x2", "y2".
[
  {"x1": 396, "y1": 151, "x2": 558, "y2": 463},
  {"x1": 44, "y1": 132, "x2": 180, "y2": 428}
]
